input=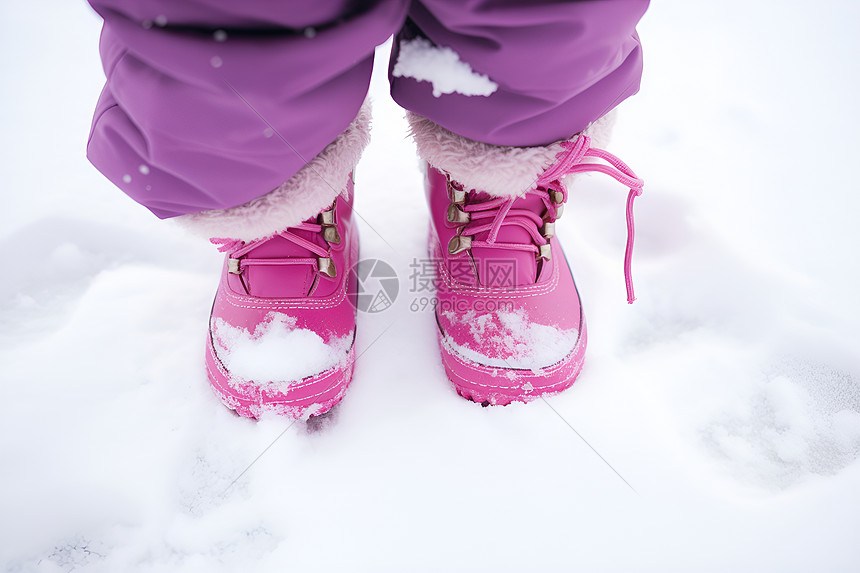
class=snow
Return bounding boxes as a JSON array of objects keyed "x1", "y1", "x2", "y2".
[
  {"x1": 212, "y1": 313, "x2": 353, "y2": 388},
  {"x1": 440, "y1": 308, "x2": 579, "y2": 369},
  {"x1": 2, "y1": 1, "x2": 860, "y2": 572},
  {"x1": 703, "y1": 363, "x2": 860, "y2": 489},
  {"x1": 392, "y1": 37, "x2": 499, "y2": 98}
]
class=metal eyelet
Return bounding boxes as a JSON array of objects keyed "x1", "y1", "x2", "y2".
[
  {"x1": 448, "y1": 234, "x2": 472, "y2": 255},
  {"x1": 317, "y1": 202, "x2": 341, "y2": 244},
  {"x1": 541, "y1": 221, "x2": 555, "y2": 239},
  {"x1": 317, "y1": 256, "x2": 337, "y2": 278},
  {"x1": 537, "y1": 244, "x2": 552, "y2": 261},
  {"x1": 318, "y1": 209, "x2": 335, "y2": 226},
  {"x1": 548, "y1": 190, "x2": 565, "y2": 220},
  {"x1": 549, "y1": 189, "x2": 566, "y2": 220},
  {"x1": 447, "y1": 174, "x2": 467, "y2": 205},
  {"x1": 446, "y1": 203, "x2": 470, "y2": 224},
  {"x1": 323, "y1": 226, "x2": 341, "y2": 244}
]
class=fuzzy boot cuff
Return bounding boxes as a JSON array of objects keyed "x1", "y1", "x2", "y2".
[{"x1": 407, "y1": 111, "x2": 614, "y2": 198}]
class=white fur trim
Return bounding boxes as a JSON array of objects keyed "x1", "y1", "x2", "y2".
[
  {"x1": 176, "y1": 102, "x2": 371, "y2": 241},
  {"x1": 407, "y1": 111, "x2": 615, "y2": 198}
]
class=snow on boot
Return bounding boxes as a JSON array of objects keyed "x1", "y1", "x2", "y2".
[
  {"x1": 409, "y1": 113, "x2": 643, "y2": 406},
  {"x1": 178, "y1": 106, "x2": 369, "y2": 419}
]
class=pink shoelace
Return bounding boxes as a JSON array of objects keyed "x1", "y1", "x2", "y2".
[
  {"x1": 455, "y1": 134, "x2": 644, "y2": 303},
  {"x1": 211, "y1": 221, "x2": 335, "y2": 277}
]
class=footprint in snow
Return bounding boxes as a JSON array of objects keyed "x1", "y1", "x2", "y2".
[{"x1": 703, "y1": 358, "x2": 860, "y2": 490}]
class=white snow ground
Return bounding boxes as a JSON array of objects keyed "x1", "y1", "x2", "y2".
[{"x1": 2, "y1": 1, "x2": 859, "y2": 571}]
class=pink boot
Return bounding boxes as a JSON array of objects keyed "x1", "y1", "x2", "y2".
[
  {"x1": 410, "y1": 114, "x2": 643, "y2": 406},
  {"x1": 178, "y1": 106, "x2": 370, "y2": 419}
]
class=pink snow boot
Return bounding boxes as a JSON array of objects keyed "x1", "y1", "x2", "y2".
[
  {"x1": 410, "y1": 114, "x2": 643, "y2": 406},
  {"x1": 178, "y1": 106, "x2": 370, "y2": 419},
  {"x1": 204, "y1": 192, "x2": 358, "y2": 419}
]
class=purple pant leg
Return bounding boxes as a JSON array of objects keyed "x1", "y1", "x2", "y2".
[
  {"x1": 86, "y1": 0, "x2": 408, "y2": 218},
  {"x1": 391, "y1": 0, "x2": 649, "y2": 147}
]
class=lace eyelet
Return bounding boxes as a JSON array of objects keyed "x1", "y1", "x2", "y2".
[
  {"x1": 537, "y1": 244, "x2": 552, "y2": 261},
  {"x1": 446, "y1": 203, "x2": 470, "y2": 224},
  {"x1": 448, "y1": 234, "x2": 472, "y2": 255},
  {"x1": 317, "y1": 256, "x2": 337, "y2": 278},
  {"x1": 541, "y1": 222, "x2": 555, "y2": 239},
  {"x1": 318, "y1": 200, "x2": 341, "y2": 244}
]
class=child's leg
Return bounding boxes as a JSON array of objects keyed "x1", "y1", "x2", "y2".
[{"x1": 86, "y1": 0, "x2": 409, "y2": 220}]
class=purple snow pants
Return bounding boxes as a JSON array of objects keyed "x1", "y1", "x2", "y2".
[{"x1": 86, "y1": 0, "x2": 649, "y2": 219}]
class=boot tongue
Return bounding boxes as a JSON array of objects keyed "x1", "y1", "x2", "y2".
[
  {"x1": 242, "y1": 225, "x2": 327, "y2": 298},
  {"x1": 467, "y1": 192, "x2": 544, "y2": 288}
]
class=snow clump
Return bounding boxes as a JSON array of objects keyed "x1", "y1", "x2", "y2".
[{"x1": 392, "y1": 37, "x2": 499, "y2": 98}]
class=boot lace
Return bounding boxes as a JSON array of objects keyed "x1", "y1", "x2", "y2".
[
  {"x1": 446, "y1": 134, "x2": 644, "y2": 303},
  {"x1": 211, "y1": 203, "x2": 340, "y2": 282}
]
